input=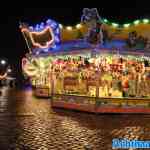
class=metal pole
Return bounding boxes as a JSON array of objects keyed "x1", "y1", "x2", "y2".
[{"x1": 21, "y1": 29, "x2": 32, "y2": 54}]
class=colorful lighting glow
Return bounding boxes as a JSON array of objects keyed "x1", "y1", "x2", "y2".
[
  {"x1": 112, "y1": 23, "x2": 119, "y2": 28},
  {"x1": 66, "y1": 26, "x2": 72, "y2": 31},
  {"x1": 76, "y1": 24, "x2": 82, "y2": 29},
  {"x1": 123, "y1": 24, "x2": 130, "y2": 28},
  {"x1": 143, "y1": 19, "x2": 149, "y2": 24},
  {"x1": 134, "y1": 20, "x2": 140, "y2": 25}
]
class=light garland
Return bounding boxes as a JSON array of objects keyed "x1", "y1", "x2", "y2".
[
  {"x1": 123, "y1": 24, "x2": 130, "y2": 28},
  {"x1": 143, "y1": 19, "x2": 149, "y2": 24},
  {"x1": 134, "y1": 20, "x2": 140, "y2": 25},
  {"x1": 111, "y1": 23, "x2": 119, "y2": 28},
  {"x1": 58, "y1": 18, "x2": 150, "y2": 30},
  {"x1": 66, "y1": 26, "x2": 73, "y2": 31},
  {"x1": 21, "y1": 18, "x2": 150, "y2": 41}
]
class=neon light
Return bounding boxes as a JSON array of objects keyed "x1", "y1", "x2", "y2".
[
  {"x1": 98, "y1": 18, "x2": 150, "y2": 27},
  {"x1": 21, "y1": 26, "x2": 55, "y2": 49}
]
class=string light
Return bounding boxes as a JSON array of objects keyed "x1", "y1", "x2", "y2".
[
  {"x1": 66, "y1": 26, "x2": 72, "y2": 31},
  {"x1": 112, "y1": 23, "x2": 119, "y2": 28},
  {"x1": 134, "y1": 20, "x2": 140, "y2": 25},
  {"x1": 124, "y1": 24, "x2": 130, "y2": 28},
  {"x1": 143, "y1": 19, "x2": 149, "y2": 24}
]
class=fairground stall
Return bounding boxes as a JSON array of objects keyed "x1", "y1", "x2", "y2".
[{"x1": 20, "y1": 8, "x2": 150, "y2": 113}]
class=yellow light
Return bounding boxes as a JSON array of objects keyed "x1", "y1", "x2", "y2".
[
  {"x1": 66, "y1": 26, "x2": 72, "y2": 31},
  {"x1": 134, "y1": 20, "x2": 140, "y2": 25},
  {"x1": 21, "y1": 26, "x2": 55, "y2": 49},
  {"x1": 76, "y1": 24, "x2": 82, "y2": 29},
  {"x1": 112, "y1": 23, "x2": 119, "y2": 28},
  {"x1": 124, "y1": 24, "x2": 130, "y2": 28},
  {"x1": 143, "y1": 19, "x2": 149, "y2": 24}
]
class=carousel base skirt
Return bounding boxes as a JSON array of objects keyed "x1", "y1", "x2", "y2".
[{"x1": 51, "y1": 101, "x2": 150, "y2": 114}]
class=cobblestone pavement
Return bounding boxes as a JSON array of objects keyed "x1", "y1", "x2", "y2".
[{"x1": 0, "y1": 87, "x2": 150, "y2": 150}]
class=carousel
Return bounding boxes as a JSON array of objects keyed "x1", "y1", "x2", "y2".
[{"x1": 20, "y1": 8, "x2": 150, "y2": 113}]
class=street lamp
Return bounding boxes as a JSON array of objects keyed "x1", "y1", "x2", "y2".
[{"x1": 1, "y1": 60, "x2": 6, "y2": 65}]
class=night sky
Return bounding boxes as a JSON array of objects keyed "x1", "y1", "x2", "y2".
[{"x1": 0, "y1": 6, "x2": 149, "y2": 78}]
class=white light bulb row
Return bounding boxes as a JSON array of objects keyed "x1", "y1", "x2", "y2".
[
  {"x1": 59, "y1": 24, "x2": 83, "y2": 31},
  {"x1": 109, "y1": 19, "x2": 150, "y2": 28},
  {"x1": 59, "y1": 18, "x2": 150, "y2": 31}
]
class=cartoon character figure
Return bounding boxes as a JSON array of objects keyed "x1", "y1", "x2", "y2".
[{"x1": 81, "y1": 8, "x2": 103, "y2": 45}]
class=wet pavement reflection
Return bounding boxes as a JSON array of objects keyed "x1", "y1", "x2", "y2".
[{"x1": 0, "y1": 87, "x2": 150, "y2": 149}]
